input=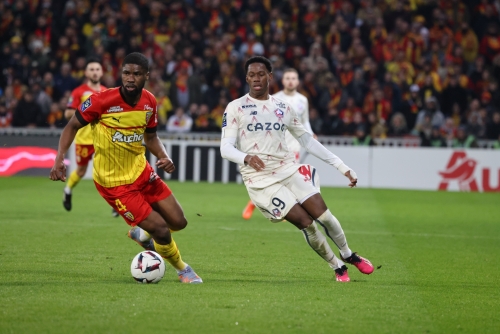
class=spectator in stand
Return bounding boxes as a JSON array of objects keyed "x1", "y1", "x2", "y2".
[
  {"x1": 401, "y1": 84, "x2": 423, "y2": 130},
  {"x1": 486, "y1": 112, "x2": 500, "y2": 139},
  {"x1": 192, "y1": 104, "x2": 218, "y2": 133},
  {"x1": 467, "y1": 113, "x2": 486, "y2": 138},
  {"x1": 166, "y1": 107, "x2": 193, "y2": 133},
  {"x1": 414, "y1": 96, "x2": 445, "y2": 134},
  {"x1": 442, "y1": 76, "x2": 468, "y2": 116},
  {"x1": 353, "y1": 126, "x2": 375, "y2": 146},
  {"x1": 46, "y1": 102, "x2": 66, "y2": 129},
  {"x1": 421, "y1": 126, "x2": 447, "y2": 148},
  {"x1": 309, "y1": 108, "x2": 323, "y2": 135},
  {"x1": 388, "y1": 112, "x2": 409, "y2": 137},
  {"x1": 453, "y1": 126, "x2": 479, "y2": 148},
  {"x1": 441, "y1": 117, "x2": 458, "y2": 141},
  {"x1": 12, "y1": 91, "x2": 43, "y2": 128},
  {"x1": 32, "y1": 82, "x2": 52, "y2": 116},
  {"x1": 53, "y1": 62, "x2": 77, "y2": 101},
  {"x1": 322, "y1": 107, "x2": 342, "y2": 136},
  {"x1": 0, "y1": 99, "x2": 12, "y2": 128}
]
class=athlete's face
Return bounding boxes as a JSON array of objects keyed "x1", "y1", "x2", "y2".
[
  {"x1": 246, "y1": 63, "x2": 273, "y2": 98},
  {"x1": 282, "y1": 72, "x2": 299, "y2": 91},
  {"x1": 85, "y1": 62, "x2": 103, "y2": 84},
  {"x1": 121, "y1": 64, "x2": 149, "y2": 97}
]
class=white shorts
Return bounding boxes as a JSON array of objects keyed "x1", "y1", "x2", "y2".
[{"x1": 247, "y1": 164, "x2": 320, "y2": 222}]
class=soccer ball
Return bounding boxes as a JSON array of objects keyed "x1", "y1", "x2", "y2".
[{"x1": 130, "y1": 251, "x2": 165, "y2": 284}]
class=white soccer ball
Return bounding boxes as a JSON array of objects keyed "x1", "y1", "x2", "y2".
[{"x1": 130, "y1": 251, "x2": 165, "y2": 284}]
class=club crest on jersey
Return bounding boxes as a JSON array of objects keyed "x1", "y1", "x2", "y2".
[
  {"x1": 272, "y1": 208, "x2": 281, "y2": 217},
  {"x1": 80, "y1": 97, "x2": 92, "y2": 112},
  {"x1": 145, "y1": 111, "x2": 153, "y2": 124},
  {"x1": 274, "y1": 109, "x2": 284, "y2": 119},
  {"x1": 222, "y1": 113, "x2": 227, "y2": 127},
  {"x1": 124, "y1": 211, "x2": 135, "y2": 221}
]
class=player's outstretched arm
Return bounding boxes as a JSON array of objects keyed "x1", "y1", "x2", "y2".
[
  {"x1": 295, "y1": 132, "x2": 358, "y2": 188},
  {"x1": 144, "y1": 132, "x2": 175, "y2": 174},
  {"x1": 49, "y1": 115, "x2": 85, "y2": 182}
]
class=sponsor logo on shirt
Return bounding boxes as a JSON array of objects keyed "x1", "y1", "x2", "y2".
[
  {"x1": 275, "y1": 101, "x2": 286, "y2": 108},
  {"x1": 107, "y1": 106, "x2": 123, "y2": 113},
  {"x1": 246, "y1": 122, "x2": 286, "y2": 132},
  {"x1": 144, "y1": 104, "x2": 154, "y2": 112},
  {"x1": 112, "y1": 131, "x2": 144, "y2": 143},
  {"x1": 242, "y1": 104, "x2": 257, "y2": 108},
  {"x1": 80, "y1": 97, "x2": 92, "y2": 112},
  {"x1": 222, "y1": 113, "x2": 227, "y2": 127},
  {"x1": 250, "y1": 111, "x2": 257, "y2": 115}
]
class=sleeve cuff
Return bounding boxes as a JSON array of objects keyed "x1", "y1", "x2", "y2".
[
  {"x1": 75, "y1": 110, "x2": 89, "y2": 126},
  {"x1": 145, "y1": 126, "x2": 157, "y2": 133}
]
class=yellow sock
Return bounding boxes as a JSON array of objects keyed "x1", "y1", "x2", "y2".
[
  {"x1": 67, "y1": 170, "x2": 81, "y2": 190},
  {"x1": 153, "y1": 238, "x2": 187, "y2": 271}
]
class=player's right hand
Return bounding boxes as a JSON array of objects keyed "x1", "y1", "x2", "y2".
[
  {"x1": 49, "y1": 160, "x2": 67, "y2": 182},
  {"x1": 244, "y1": 155, "x2": 265, "y2": 172},
  {"x1": 345, "y1": 170, "x2": 357, "y2": 188}
]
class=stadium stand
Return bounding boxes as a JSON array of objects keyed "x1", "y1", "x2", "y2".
[{"x1": 1, "y1": 0, "x2": 500, "y2": 148}]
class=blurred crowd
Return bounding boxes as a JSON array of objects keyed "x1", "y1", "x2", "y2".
[{"x1": 1, "y1": 0, "x2": 500, "y2": 148}]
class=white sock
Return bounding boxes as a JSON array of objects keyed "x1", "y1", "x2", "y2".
[
  {"x1": 64, "y1": 186, "x2": 71, "y2": 195},
  {"x1": 138, "y1": 228, "x2": 151, "y2": 242},
  {"x1": 316, "y1": 210, "x2": 352, "y2": 259},
  {"x1": 301, "y1": 222, "x2": 344, "y2": 269}
]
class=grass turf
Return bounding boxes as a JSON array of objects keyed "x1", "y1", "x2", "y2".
[{"x1": 0, "y1": 176, "x2": 499, "y2": 334}]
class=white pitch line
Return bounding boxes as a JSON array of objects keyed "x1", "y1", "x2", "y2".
[{"x1": 217, "y1": 226, "x2": 500, "y2": 240}]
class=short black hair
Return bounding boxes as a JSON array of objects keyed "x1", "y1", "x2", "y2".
[
  {"x1": 122, "y1": 52, "x2": 149, "y2": 72},
  {"x1": 245, "y1": 56, "x2": 272, "y2": 74},
  {"x1": 85, "y1": 57, "x2": 101, "y2": 68}
]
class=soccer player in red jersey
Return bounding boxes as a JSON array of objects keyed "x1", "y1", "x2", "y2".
[
  {"x1": 62, "y1": 58, "x2": 113, "y2": 214},
  {"x1": 50, "y1": 53, "x2": 202, "y2": 283}
]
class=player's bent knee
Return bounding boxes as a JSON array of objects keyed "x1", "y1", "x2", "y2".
[
  {"x1": 153, "y1": 224, "x2": 172, "y2": 244},
  {"x1": 169, "y1": 217, "x2": 188, "y2": 231}
]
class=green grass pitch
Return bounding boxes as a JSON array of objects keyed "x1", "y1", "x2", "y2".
[{"x1": 0, "y1": 176, "x2": 499, "y2": 333}]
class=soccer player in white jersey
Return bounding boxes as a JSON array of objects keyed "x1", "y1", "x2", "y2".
[
  {"x1": 242, "y1": 68, "x2": 314, "y2": 219},
  {"x1": 220, "y1": 56, "x2": 374, "y2": 282}
]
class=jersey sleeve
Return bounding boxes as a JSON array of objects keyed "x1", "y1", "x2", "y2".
[
  {"x1": 75, "y1": 93, "x2": 102, "y2": 126},
  {"x1": 221, "y1": 102, "x2": 239, "y2": 139},
  {"x1": 287, "y1": 105, "x2": 308, "y2": 139},
  {"x1": 301, "y1": 98, "x2": 314, "y2": 134},
  {"x1": 145, "y1": 96, "x2": 158, "y2": 133},
  {"x1": 67, "y1": 88, "x2": 81, "y2": 109}
]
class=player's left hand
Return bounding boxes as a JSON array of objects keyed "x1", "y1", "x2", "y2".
[
  {"x1": 345, "y1": 170, "x2": 357, "y2": 188},
  {"x1": 156, "y1": 158, "x2": 175, "y2": 174}
]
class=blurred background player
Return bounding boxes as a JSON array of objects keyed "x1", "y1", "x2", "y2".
[
  {"x1": 242, "y1": 68, "x2": 315, "y2": 220},
  {"x1": 50, "y1": 52, "x2": 202, "y2": 284},
  {"x1": 221, "y1": 56, "x2": 373, "y2": 282},
  {"x1": 62, "y1": 58, "x2": 117, "y2": 216}
]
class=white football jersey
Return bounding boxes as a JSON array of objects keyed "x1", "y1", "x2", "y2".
[
  {"x1": 273, "y1": 90, "x2": 313, "y2": 153},
  {"x1": 222, "y1": 94, "x2": 308, "y2": 188}
]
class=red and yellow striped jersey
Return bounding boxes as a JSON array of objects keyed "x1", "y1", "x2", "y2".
[
  {"x1": 76, "y1": 87, "x2": 158, "y2": 187},
  {"x1": 67, "y1": 83, "x2": 107, "y2": 145}
]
